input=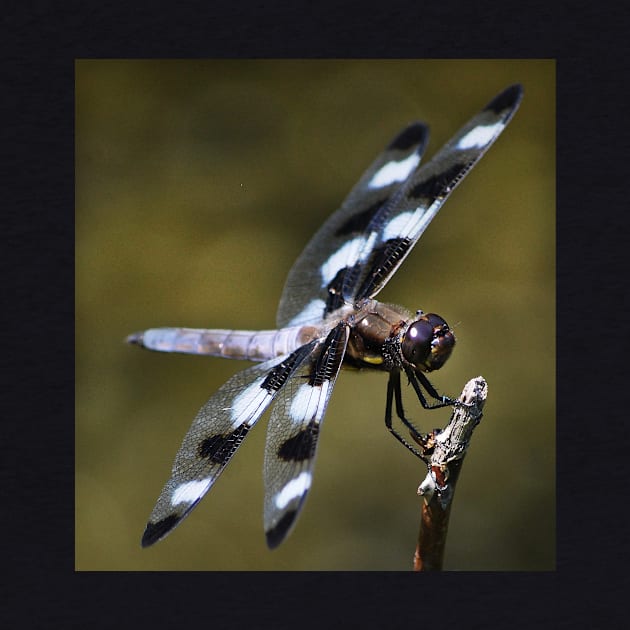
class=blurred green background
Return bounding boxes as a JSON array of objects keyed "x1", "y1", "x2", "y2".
[{"x1": 76, "y1": 59, "x2": 555, "y2": 571}]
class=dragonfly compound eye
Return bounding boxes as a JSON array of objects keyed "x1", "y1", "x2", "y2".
[{"x1": 402, "y1": 313, "x2": 455, "y2": 372}]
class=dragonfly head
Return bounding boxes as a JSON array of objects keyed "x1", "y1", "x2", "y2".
[{"x1": 401, "y1": 313, "x2": 455, "y2": 372}]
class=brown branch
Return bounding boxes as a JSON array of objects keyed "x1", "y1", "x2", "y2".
[{"x1": 412, "y1": 376, "x2": 487, "y2": 571}]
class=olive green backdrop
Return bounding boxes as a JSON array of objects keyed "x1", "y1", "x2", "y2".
[{"x1": 76, "y1": 59, "x2": 555, "y2": 570}]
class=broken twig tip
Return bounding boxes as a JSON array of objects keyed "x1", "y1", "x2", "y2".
[{"x1": 413, "y1": 375, "x2": 488, "y2": 571}]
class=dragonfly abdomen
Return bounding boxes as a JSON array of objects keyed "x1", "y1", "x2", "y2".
[{"x1": 126, "y1": 326, "x2": 314, "y2": 361}]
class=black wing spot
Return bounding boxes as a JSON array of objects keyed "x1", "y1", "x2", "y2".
[
  {"x1": 410, "y1": 162, "x2": 470, "y2": 202},
  {"x1": 309, "y1": 323, "x2": 347, "y2": 386},
  {"x1": 325, "y1": 261, "x2": 362, "y2": 315},
  {"x1": 141, "y1": 514, "x2": 180, "y2": 547},
  {"x1": 277, "y1": 420, "x2": 319, "y2": 462},
  {"x1": 387, "y1": 123, "x2": 428, "y2": 151},
  {"x1": 354, "y1": 237, "x2": 411, "y2": 300},
  {"x1": 262, "y1": 342, "x2": 317, "y2": 392},
  {"x1": 198, "y1": 425, "x2": 249, "y2": 465},
  {"x1": 325, "y1": 290, "x2": 345, "y2": 316},
  {"x1": 324, "y1": 266, "x2": 349, "y2": 315},
  {"x1": 484, "y1": 83, "x2": 523, "y2": 115},
  {"x1": 334, "y1": 199, "x2": 385, "y2": 237},
  {"x1": 266, "y1": 509, "x2": 298, "y2": 549}
]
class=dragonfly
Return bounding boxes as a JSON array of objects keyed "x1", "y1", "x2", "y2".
[{"x1": 128, "y1": 84, "x2": 523, "y2": 549}]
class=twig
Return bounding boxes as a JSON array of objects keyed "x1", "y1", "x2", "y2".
[{"x1": 412, "y1": 376, "x2": 487, "y2": 571}]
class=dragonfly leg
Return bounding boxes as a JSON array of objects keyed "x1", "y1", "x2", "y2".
[
  {"x1": 404, "y1": 365, "x2": 456, "y2": 409},
  {"x1": 385, "y1": 370, "x2": 426, "y2": 460}
]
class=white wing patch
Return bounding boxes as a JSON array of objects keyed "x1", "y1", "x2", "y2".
[
  {"x1": 273, "y1": 471, "x2": 312, "y2": 509},
  {"x1": 381, "y1": 203, "x2": 441, "y2": 244},
  {"x1": 229, "y1": 376, "x2": 272, "y2": 427},
  {"x1": 285, "y1": 298, "x2": 327, "y2": 326},
  {"x1": 367, "y1": 152, "x2": 421, "y2": 189},
  {"x1": 456, "y1": 121, "x2": 504, "y2": 150},
  {"x1": 289, "y1": 382, "x2": 329, "y2": 423},
  {"x1": 171, "y1": 479, "x2": 212, "y2": 506},
  {"x1": 320, "y1": 236, "x2": 365, "y2": 286},
  {"x1": 407, "y1": 201, "x2": 442, "y2": 240},
  {"x1": 382, "y1": 211, "x2": 415, "y2": 241}
]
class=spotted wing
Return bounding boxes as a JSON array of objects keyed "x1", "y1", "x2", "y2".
[
  {"x1": 141, "y1": 340, "x2": 318, "y2": 547},
  {"x1": 276, "y1": 84, "x2": 523, "y2": 327},
  {"x1": 262, "y1": 322, "x2": 349, "y2": 548},
  {"x1": 276, "y1": 123, "x2": 430, "y2": 328},
  {"x1": 342, "y1": 84, "x2": 524, "y2": 302}
]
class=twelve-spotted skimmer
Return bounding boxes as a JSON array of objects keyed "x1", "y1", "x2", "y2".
[{"x1": 128, "y1": 84, "x2": 523, "y2": 549}]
